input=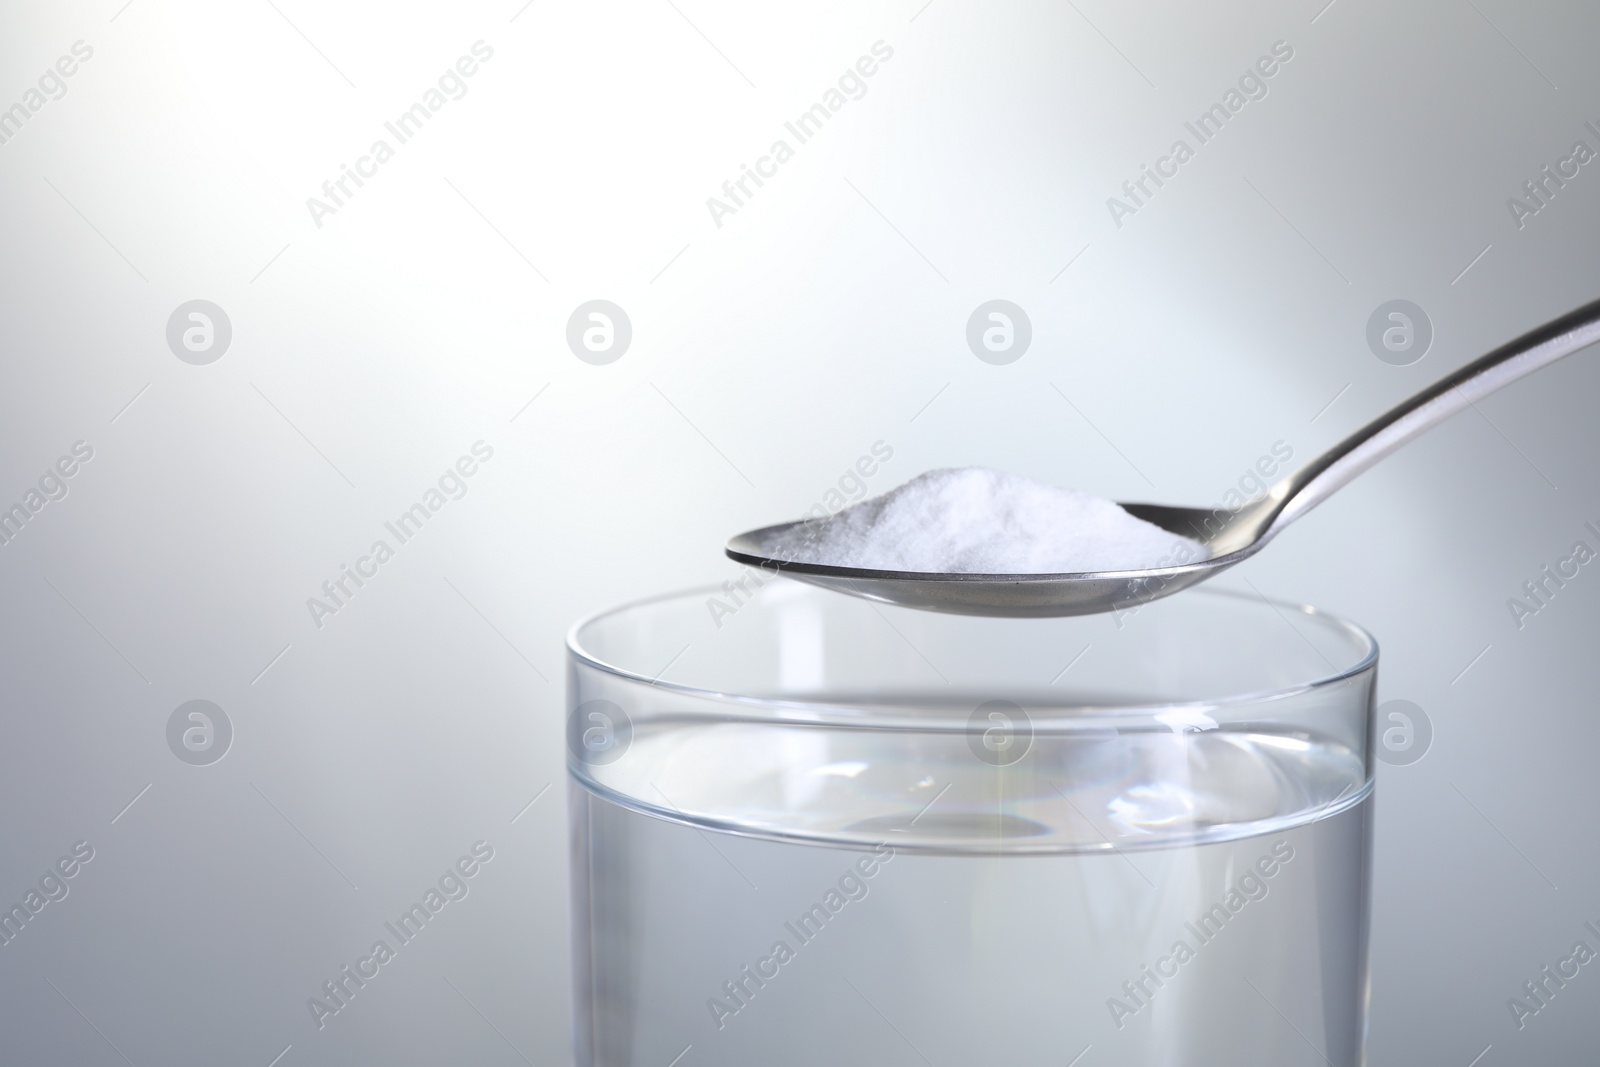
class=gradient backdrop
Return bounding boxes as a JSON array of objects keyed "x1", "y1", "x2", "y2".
[{"x1": 1, "y1": 0, "x2": 1598, "y2": 1064}]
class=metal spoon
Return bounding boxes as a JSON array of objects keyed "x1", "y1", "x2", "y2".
[{"x1": 727, "y1": 297, "x2": 1600, "y2": 618}]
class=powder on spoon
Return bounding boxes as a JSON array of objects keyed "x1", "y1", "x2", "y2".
[{"x1": 757, "y1": 467, "x2": 1204, "y2": 574}]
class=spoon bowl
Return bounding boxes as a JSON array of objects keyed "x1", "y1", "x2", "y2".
[
  {"x1": 725, "y1": 504, "x2": 1264, "y2": 618},
  {"x1": 729, "y1": 297, "x2": 1600, "y2": 617}
]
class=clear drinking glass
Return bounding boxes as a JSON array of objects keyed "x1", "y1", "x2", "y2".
[{"x1": 567, "y1": 580, "x2": 1376, "y2": 1067}]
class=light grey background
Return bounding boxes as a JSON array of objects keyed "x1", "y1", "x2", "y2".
[{"x1": 1, "y1": 0, "x2": 1597, "y2": 1064}]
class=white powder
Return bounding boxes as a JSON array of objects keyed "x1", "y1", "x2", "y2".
[{"x1": 758, "y1": 467, "x2": 1204, "y2": 574}]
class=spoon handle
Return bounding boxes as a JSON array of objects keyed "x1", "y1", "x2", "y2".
[{"x1": 1266, "y1": 296, "x2": 1600, "y2": 537}]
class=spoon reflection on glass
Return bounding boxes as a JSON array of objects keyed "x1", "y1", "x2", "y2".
[{"x1": 727, "y1": 297, "x2": 1600, "y2": 618}]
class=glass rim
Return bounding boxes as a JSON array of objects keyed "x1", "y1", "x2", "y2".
[{"x1": 566, "y1": 583, "x2": 1379, "y2": 720}]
